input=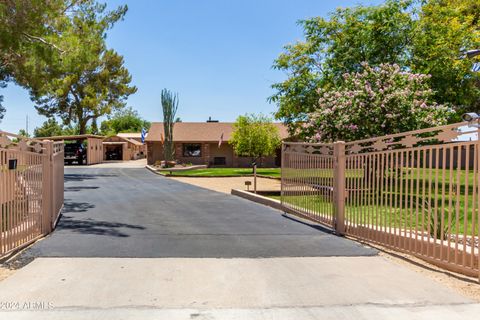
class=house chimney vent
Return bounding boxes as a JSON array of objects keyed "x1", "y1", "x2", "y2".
[{"x1": 207, "y1": 116, "x2": 219, "y2": 123}]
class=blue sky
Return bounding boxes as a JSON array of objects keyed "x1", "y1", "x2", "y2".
[{"x1": 0, "y1": 0, "x2": 383, "y2": 134}]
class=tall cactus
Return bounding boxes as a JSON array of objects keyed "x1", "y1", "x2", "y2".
[{"x1": 161, "y1": 89, "x2": 179, "y2": 163}]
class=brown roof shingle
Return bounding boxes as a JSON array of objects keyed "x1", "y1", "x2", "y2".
[{"x1": 145, "y1": 122, "x2": 289, "y2": 142}]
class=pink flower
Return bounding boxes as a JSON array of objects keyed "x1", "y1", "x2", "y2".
[{"x1": 347, "y1": 124, "x2": 359, "y2": 131}]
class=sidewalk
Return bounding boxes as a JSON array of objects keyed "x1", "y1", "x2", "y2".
[{"x1": 0, "y1": 256, "x2": 478, "y2": 319}]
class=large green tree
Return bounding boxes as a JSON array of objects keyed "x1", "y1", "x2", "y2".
[
  {"x1": 270, "y1": 0, "x2": 414, "y2": 138},
  {"x1": 412, "y1": 0, "x2": 480, "y2": 115},
  {"x1": 229, "y1": 114, "x2": 281, "y2": 167},
  {"x1": 100, "y1": 107, "x2": 150, "y2": 135},
  {"x1": 28, "y1": 3, "x2": 136, "y2": 134},
  {"x1": 0, "y1": 0, "x2": 71, "y2": 121},
  {"x1": 270, "y1": 0, "x2": 480, "y2": 138}
]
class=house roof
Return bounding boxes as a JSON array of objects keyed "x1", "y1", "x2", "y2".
[
  {"x1": 117, "y1": 132, "x2": 143, "y2": 139},
  {"x1": 103, "y1": 135, "x2": 144, "y2": 146},
  {"x1": 39, "y1": 134, "x2": 105, "y2": 141},
  {"x1": 145, "y1": 122, "x2": 289, "y2": 142},
  {"x1": 124, "y1": 137, "x2": 144, "y2": 146}
]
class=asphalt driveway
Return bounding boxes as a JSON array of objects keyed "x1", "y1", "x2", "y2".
[
  {"x1": 25, "y1": 167, "x2": 375, "y2": 258},
  {"x1": 5, "y1": 167, "x2": 479, "y2": 320}
]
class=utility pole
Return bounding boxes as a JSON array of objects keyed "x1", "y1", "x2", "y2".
[{"x1": 26, "y1": 114, "x2": 29, "y2": 136}]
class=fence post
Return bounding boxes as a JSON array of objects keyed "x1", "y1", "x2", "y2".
[
  {"x1": 42, "y1": 140, "x2": 54, "y2": 234},
  {"x1": 280, "y1": 142, "x2": 285, "y2": 206},
  {"x1": 477, "y1": 127, "x2": 480, "y2": 282},
  {"x1": 333, "y1": 141, "x2": 346, "y2": 235}
]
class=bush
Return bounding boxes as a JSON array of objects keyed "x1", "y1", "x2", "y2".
[{"x1": 307, "y1": 63, "x2": 454, "y2": 142}]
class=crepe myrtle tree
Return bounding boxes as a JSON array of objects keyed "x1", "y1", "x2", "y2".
[
  {"x1": 307, "y1": 62, "x2": 454, "y2": 143},
  {"x1": 229, "y1": 114, "x2": 281, "y2": 170},
  {"x1": 307, "y1": 62, "x2": 455, "y2": 193}
]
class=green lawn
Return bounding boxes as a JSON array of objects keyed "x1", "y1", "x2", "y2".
[
  {"x1": 161, "y1": 167, "x2": 281, "y2": 178},
  {"x1": 283, "y1": 168, "x2": 364, "y2": 178},
  {"x1": 278, "y1": 167, "x2": 479, "y2": 237},
  {"x1": 159, "y1": 167, "x2": 362, "y2": 179}
]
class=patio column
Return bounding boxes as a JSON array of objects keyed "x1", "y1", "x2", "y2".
[
  {"x1": 233, "y1": 151, "x2": 239, "y2": 167},
  {"x1": 175, "y1": 143, "x2": 182, "y2": 160},
  {"x1": 204, "y1": 143, "x2": 210, "y2": 165}
]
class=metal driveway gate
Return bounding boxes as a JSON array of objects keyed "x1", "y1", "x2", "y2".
[
  {"x1": 282, "y1": 122, "x2": 480, "y2": 278},
  {"x1": 0, "y1": 131, "x2": 64, "y2": 257}
]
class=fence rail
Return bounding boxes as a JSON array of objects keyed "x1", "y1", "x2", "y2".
[
  {"x1": 0, "y1": 131, "x2": 64, "y2": 258},
  {"x1": 282, "y1": 122, "x2": 480, "y2": 279}
]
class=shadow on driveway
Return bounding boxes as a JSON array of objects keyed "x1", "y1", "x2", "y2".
[
  {"x1": 57, "y1": 216, "x2": 145, "y2": 238},
  {"x1": 58, "y1": 199, "x2": 145, "y2": 237},
  {"x1": 65, "y1": 186, "x2": 100, "y2": 192},
  {"x1": 64, "y1": 174, "x2": 117, "y2": 182},
  {"x1": 62, "y1": 200, "x2": 95, "y2": 213},
  {"x1": 281, "y1": 214, "x2": 335, "y2": 234}
]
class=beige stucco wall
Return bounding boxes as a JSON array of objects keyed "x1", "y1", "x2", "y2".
[{"x1": 87, "y1": 138, "x2": 103, "y2": 165}]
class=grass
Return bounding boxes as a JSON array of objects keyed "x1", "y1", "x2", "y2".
[
  {"x1": 161, "y1": 167, "x2": 363, "y2": 179},
  {"x1": 278, "y1": 167, "x2": 479, "y2": 237},
  {"x1": 283, "y1": 168, "x2": 364, "y2": 178},
  {"x1": 161, "y1": 167, "x2": 281, "y2": 178}
]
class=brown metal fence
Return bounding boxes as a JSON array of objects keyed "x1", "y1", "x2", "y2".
[
  {"x1": 0, "y1": 131, "x2": 64, "y2": 257},
  {"x1": 282, "y1": 122, "x2": 480, "y2": 279}
]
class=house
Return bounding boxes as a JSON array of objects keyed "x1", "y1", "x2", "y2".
[
  {"x1": 115, "y1": 132, "x2": 147, "y2": 158},
  {"x1": 103, "y1": 135, "x2": 146, "y2": 161},
  {"x1": 145, "y1": 122, "x2": 289, "y2": 167}
]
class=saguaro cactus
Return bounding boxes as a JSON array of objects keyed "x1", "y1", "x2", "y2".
[{"x1": 161, "y1": 89, "x2": 179, "y2": 163}]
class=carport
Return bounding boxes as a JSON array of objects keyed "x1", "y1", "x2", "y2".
[
  {"x1": 103, "y1": 141, "x2": 125, "y2": 161},
  {"x1": 103, "y1": 135, "x2": 145, "y2": 161},
  {"x1": 43, "y1": 135, "x2": 104, "y2": 165}
]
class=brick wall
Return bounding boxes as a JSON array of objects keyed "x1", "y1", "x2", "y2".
[{"x1": 147, "y1": 141, "x2": 281, "y2": 167}]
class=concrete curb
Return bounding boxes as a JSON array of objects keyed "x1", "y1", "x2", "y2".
[
  {"x1": 230, "y1": 189, "x2": 283, "y2": 211},
  {"x1": 164, "y1": 174, "x2": 280, "y2": 179},
  {"x1": 145, "y1": 165, "x2": 165, "y2": 175}
]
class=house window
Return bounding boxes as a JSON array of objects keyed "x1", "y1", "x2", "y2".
[{"x1": 183, "y1": 144, "x2": 202, "y2": 157}]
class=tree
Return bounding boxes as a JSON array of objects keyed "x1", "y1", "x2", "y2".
[
  {"x1": 33, "y1": 118, "x2": 64, "y2": 137},
  {"x1": 412, "y1": 0, "x2": 480, "y2": 115},
  {"x1": 0, "y1": 92, "x2": 5, "y2": 122},
  {"x1": 270, "y1": 0, "x2": 480, "y2": 136},
  {"x1": 31, "y1": 47, "x2": 137, "y2": 134},
  {"x1": 25, "y1": 2, "x2": 136, "y2": 134},
  {"x1": 161, "y1": 89, "x2": 179, "y2": 162},
  {"x1": 306, "y1": 63, "x2": 454, "y2": 142},
  {"x1": 229, "y1": 114, "x2": 281, "y2": 167},
  {"x1": 100, "y1": 107, "x2": 150, "y2": 135},
  {"x1": 0, "y1": 1, "x2": 107, "y2": 120},
  {"x1": 11, "y1": 128, "x2": 29, "y2": 142},
  {"x1": 17, "y1": 129, "x2": 29, "y2": 138},
  {"x1": 269, "y1": 0, "x2": 414, "y2": 138}
]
